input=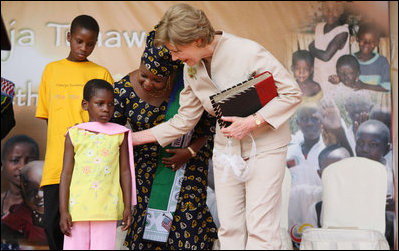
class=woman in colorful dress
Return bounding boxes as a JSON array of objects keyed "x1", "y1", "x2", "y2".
[{"x1": 111, "y1": 29, "x2": 217, "y2": 250}]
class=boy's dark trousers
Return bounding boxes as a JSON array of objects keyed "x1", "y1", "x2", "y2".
[{"x1": 43, "y1": 184, "x2": 64, "y2": 250}]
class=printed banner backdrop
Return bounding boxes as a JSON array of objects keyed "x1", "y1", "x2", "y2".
[{"x1": 1, "y1": 1, "x2": 397, "y2": 250}]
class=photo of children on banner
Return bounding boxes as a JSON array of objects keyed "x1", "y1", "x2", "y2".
[
  {"x1": 1, "y1": 135, "x2": 42, "y2": 249},
  {"x1": 342, "y1": 95, "x2": 373, "y2": 154},
  {"x1": 369, "y1": 105, "x2": 393, "y2": 183},
  {"x1": 353, "y1": 22, "x2": 391, "y2": 92},
  {"x1": 291, "y1": 50, "x2": 323, "y2": 103},
  {"x1": 284, "y1": 2, "x2": 394, "y2": 248},
  {"x1": 287, "y1": 103, "x2": 324, "y2": 236},
  {"x1": 1, "y1": 135, "x2": 40, "y2": 217},
  {"x1": 287, "y1": 97, "x2": 359, "y2": 245},
  {"x1": 328, "y1": 54, "x2": 389, "y2": 93},
  {"x1": 2, "y1": 161, "x2": 47, "y2": 245},
  {"x1": 355, "y1": 120, "x2": 393, "y2": 206},
  {"x1": 309, "y1": 1, "x2": 350, "y2": 94},
  {"x1": 304, "y1": 100, "x2": 395, "y2": 248},
  {"x1": 354, "y1": 120, "x2": 394, "y2": 247}
]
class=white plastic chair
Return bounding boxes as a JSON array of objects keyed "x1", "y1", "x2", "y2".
[
  {"x1": 300, "y1": 228, "x2": 390, "y2": 250},
  {"x1": 300, "y1": 157, "x2": 389, "y2": 250}
]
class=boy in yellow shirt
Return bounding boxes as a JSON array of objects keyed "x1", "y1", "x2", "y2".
[{"x1": 35, "y1": 14, "x2": 114, "y2": 250}]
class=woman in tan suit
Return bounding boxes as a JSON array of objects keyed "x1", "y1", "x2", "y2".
[{"x1": 132, "y1": 3, "x2": 302, "y2": 249}]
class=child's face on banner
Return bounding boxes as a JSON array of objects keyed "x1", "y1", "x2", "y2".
[
  {"x1": 358, "y1": 32, "x2": 379, "y2": 56},
  {"x1": 3, "y1": 143, "x2": 37, "y2": 187},
  {"x1": 356, "y1": 126, "x2": 389, "y2": 162},
  {"x1": 337, "y1": 64, "x2": 358, "y2": 87},
  {"x1": 21, "y1": 166, "x2": 44, "y2": 214},
  {"x1": 292, "y1": 59, "x2": 312, "y2": 84}
]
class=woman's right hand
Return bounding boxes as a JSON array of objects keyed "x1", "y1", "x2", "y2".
[
  {"x1": 132, "y1": 129, "x2": 157, "y2": 146},
  {"x1": 60, "y1": 211, "x2": 73, "y2": 236}
]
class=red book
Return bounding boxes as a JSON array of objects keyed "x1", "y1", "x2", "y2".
[{"x1": 210, "y1": 71, "x2": 277, "y2": 128}]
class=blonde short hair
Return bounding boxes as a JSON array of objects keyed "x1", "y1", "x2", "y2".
[{"x1": 154, "y1": 3, "x2": 215, "y2": 48}]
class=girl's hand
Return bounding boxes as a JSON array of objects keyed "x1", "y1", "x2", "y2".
[
  {"x1": 319, "y1": 98, "x2": 341, "y2": 130},
  {"x1": 321, "y1": 127, "x2": 338, "y2": 145},
  {"x1": 60, "y1": 212, "x2": 73, "y2": 237},
  {"x1": 328, "y1": 74, "x2": 340, "y2": 85},
  {"x1": 162, "y1": 148, "x2": 192, "y2": 171},
  {"x1": 353, "y1": 111, "x2": 369, "y2": 135},
  {"x1": 121, "y1": 207, "x2": 132, "y2": 231},
  {"x1": 220, "y1": 116, "x2": 257, "y2": 140},
  {"x1": 309, "y1": 41, "x2": 315, "y2": 51}
]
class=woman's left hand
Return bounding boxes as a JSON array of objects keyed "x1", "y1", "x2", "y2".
[
  {"x1": 220, "y1": 116, "x2": 257, "y2": 140},
  {"x1": 162, "y1": 148, "x2": 192, "y2": 171}
]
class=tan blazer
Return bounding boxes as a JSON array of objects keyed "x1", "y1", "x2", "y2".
[{"x1": 151, "y1": 32, "x2": 302, "y2": 157}]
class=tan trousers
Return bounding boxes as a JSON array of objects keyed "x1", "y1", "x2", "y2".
[{"x1": 213, "y1": 146, "x2": 287, "y2": 250}]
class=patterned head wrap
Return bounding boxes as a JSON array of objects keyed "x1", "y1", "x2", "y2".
[{"x1": 141, "y1": 29, "x2": 181, "y2": 77}]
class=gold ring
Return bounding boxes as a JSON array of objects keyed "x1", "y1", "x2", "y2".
[{"x1": 172, "y1": 164, "x2": 175, "y2": 168}]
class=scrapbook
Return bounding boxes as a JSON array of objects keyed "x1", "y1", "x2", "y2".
[{"x1": 210, "y1": 71, "x2": 277, "y2": 128}]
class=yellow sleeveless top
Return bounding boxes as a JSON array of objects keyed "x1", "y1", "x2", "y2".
[{"x1": 68, "y1": 127, "x2": 124, "y2": 221}]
